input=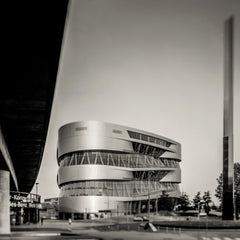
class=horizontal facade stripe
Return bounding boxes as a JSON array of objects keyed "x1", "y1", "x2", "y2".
[
  {"x1": 59, "y1": 121, "x2": 180, "y2": 145},
  {"x1": 58, "y1": 136, "x2": 133, "y2": 159},
  {"x1": 58, "y1": 165, "x2": 133, "y2": 185},
  {"x1": 58, "y1": 190, "x2": 180, "y2": 213},
  {"x1": 58, "y1": 164, "x2": 179, "y2": 186},
  {"x1": 160, "y1": 169, "x2": 181, "y2": 183},
  {"x1": 58, "y1": 121, "x2": 181, "y2": 159},
  {"x1": 160, "y1": 151, "x2": 181, "y2": 160},
  {"x1": 59, "y1": 196, "x2": 133, "y2": 213}
]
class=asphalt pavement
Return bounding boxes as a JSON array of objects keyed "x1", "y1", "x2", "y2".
[{"x1": 2, "y1": 216, "x2": 240, "y2": 240}]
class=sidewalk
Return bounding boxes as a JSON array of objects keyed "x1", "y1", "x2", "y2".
[
  {"x1": 11, "y1": 219, "x2": 116, "y2": 234},
  {"x1": 10, "y1": 219, "x2": 197, "y2": 240}
]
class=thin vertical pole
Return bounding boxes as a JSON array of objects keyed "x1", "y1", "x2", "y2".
[
  {"x1": 222, "y1": 16, "x2": 234, "y2": 220},
  {"x1": 148, "y1": 172, "x2": 150, "y2": 217},
  {"x1": 155, "y1": 198, "x2": 158, "y2": 215},
  {"x1": 35, "y1": 182, "x2": 39, "y2": 223}
]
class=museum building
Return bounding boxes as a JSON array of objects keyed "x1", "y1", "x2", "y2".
[{"x1": 57, "y1": 121, "x2": 181, "y2": 219}]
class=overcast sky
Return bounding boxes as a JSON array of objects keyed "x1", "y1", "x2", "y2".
[{"x1": 34, "y1": 0, "x2": 240, "y2": 204}]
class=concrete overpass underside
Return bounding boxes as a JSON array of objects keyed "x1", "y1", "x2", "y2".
[{"x1": 0, "y1": 1, "x2": 69, "y2": 193}]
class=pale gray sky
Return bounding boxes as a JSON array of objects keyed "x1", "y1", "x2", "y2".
[{"x1": 34, "y1": 0, "x2": 240, "y2": 204}]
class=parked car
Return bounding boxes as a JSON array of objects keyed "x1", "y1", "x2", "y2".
[
  {"x1": 133, "y1": 216, "x2": 143, "y2": 221},
  {"x1": 133, "y1": 215, "x2": 149, "y2": 221}
]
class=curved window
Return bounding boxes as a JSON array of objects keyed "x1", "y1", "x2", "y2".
[
  {"x1": 59, "y1": 180, "x2": 178, "y2": 197},
  {"x1": 128, "y1": 131, "x2": 172, "y2": 147},
  {"x1": 59, "y1": 151, "x2": 180, "y2": 168}
]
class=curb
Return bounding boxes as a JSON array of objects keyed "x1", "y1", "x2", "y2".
[
  {"x1": 152, "y1": 222, "x2": 240, "y2": 229},
  {"x1": 60, "y1": 232, "x2": 102, "y2": 240},
  {"x1": 11, "y1": 232, "x2": 61, "y2": 237}
]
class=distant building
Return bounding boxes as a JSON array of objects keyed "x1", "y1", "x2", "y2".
[
  {"x1": 40, "y1": 198, "x2": 59, "y2": 220},
  {"x1": 57, "y1": 121, "x2": 181, "y2": 219},
  {"x1": 44, "y1": 197, "x2": 59, "y2": 204}
]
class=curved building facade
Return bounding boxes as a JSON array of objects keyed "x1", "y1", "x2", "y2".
[{"x1": 57, "y1": 121, "x2": 181, "y2": 219}]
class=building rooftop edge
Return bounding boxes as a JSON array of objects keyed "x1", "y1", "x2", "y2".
[{"x1": 59, "y1": 120, "x2": 181, "y2": 145}]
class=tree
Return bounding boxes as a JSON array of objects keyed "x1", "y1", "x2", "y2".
[
  {"x1": 177, "y1": 192, "x2": 190, "y2": 211},
  {"x1": 203, "y1": 191, "x2": 211, "y2": 203},
  {"x1": 158, "y1": 190, "x2": 176, "y2": 211},
  {"x1": 234, "y1": 163, "x2": 240, "y2": 219},
  {"x1": 193, "y1": 191, "x2": 201, "y2": 210},
  {"x1": 215, "y1": 173, "x2": 223, "y2": 206},
  {"x1": 193, "y1": 191, "x2": 212, "y2": 215},
  {"x1": 202, "y1": 191, "x2": 212, "y2": 215},
  {"x1": 215, "y1": 162, "x2": 240, "y2": 219}
]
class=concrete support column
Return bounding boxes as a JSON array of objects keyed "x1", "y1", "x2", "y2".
[
  {"x1": 35, "y1": 208, "x2": 39, "y2": 224},
  {"x1": 133, "y1": 201, "x2": 137, "y2": 214},
  {"x1": 138, "y1": 200, "x2": 141, "y2": 214},
  {"x1": 126, "y1": 202, "x2": 129, "y2": 215},
  {"x1": 0, "y1": 170, "x2": 10, "y2": 235},
  {"x1": 155, "y1": 198, "x2": 158, "y2": 215},
  {"x1": 84, "y1": 208, "x2": 87, "y2": 220},
  {"x1": 129, "y1": 201, "x2": 132, "y2": 215},
  {"x1": 117, "y1": 204, "x2": 119, "y2": 216}
]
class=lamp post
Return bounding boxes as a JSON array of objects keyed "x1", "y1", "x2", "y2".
[
  {"x1": 147, "y1": 172, "x2": 150, "y2": 218},
  {"x1": 35, "y1": 182, "x2": 39, "y2": 223},
  {"x1": 36, "y1": 182, "x2": 39, "y2": 197}
]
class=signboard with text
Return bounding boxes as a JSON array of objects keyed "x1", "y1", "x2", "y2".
[{"x1": 10, "y1": 192, "x2": 41, "y2": 209}]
